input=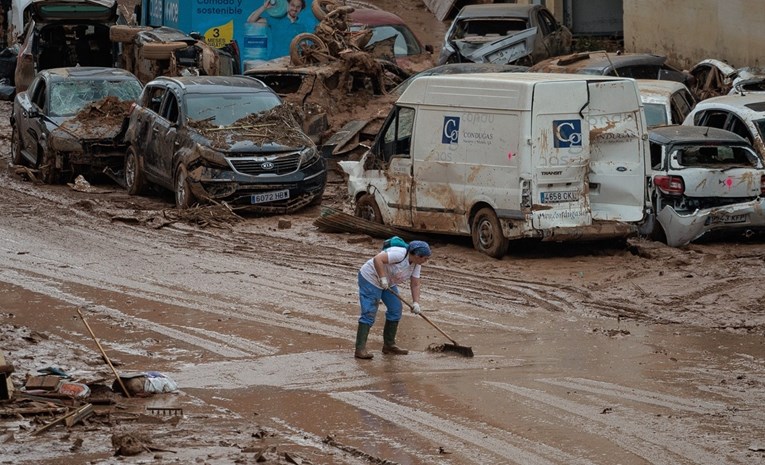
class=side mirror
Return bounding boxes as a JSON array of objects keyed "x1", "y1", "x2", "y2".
[{"x1": 27, "y1": 108, "x2": 40, "y2": 118}]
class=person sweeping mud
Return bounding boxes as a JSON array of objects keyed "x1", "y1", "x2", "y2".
[{"x1": 355, "y1": 240, "x2": 431, "y2": 359}]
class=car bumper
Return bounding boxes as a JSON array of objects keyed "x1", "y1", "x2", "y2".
[
  {"x1": 658, "y1": 198, "x2": 765, "y2": 247},
  {"x1": 187, "y1": 157, "x2": 327, "y2": 213}
]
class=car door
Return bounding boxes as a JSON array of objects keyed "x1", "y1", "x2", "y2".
[
  {"x1": 140, "y1": 85, "x2": 169, "y2": 182},
  {"x1": 22, "y1": 76, "x2": 49, "y2": 166},
  {"x1": 670, "y1": 88, "x2": 695, "y2": 124},
  {"x1": 155, "y1": 91, "x2": 181, "y2": 185}
]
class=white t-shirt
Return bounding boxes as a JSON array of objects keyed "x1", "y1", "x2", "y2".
[{"x1": 359, "y1": 246, "x2": 422, "y2": 289}]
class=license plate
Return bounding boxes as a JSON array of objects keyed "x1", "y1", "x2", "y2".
[
  {"x1": 251, "y1": 189, "x2": 289, "y2": 204},
  {"x1": 541, "y1": 191, "x2": 579, "y2": 203},
  {"x1": 712, "y1": 214, "x2": 747, "y2": 224}
]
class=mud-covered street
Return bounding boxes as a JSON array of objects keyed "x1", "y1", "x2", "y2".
[{"x1": 1, "y1": 85, "x2": 764, "y2": 464}]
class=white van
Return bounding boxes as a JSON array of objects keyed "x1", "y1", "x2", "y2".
[{"x1": 341, "y1": 72, "x2": 650, "y2": 258}]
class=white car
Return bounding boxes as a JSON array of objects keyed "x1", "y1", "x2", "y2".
[
  {"x1": 683, "y1": 93, "x2": 765, "y2": 159},
  {"x1": 646, "y1": 125, "x2": 765, "y2": 245},
  {"x1": 637, "y1": 79, "x2": 696, "y2": 128}
]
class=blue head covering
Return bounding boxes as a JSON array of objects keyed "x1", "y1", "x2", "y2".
[{"x1": 407, "y1": 240, "x2": 431, "y2": 257}]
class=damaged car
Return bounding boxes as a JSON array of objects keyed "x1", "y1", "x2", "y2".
[
  {"x1": 11, "y1": 66, "x2": 142, "y2": 183},
  {"x1": 14, "y1": 0, "x2": 119, "y2": 93},
  {"x1": 637, "y1": 79, "x2": 696, "y2": 128},
  {"x1": 683, "y1": 93, "x2": 765, "y2": 158},
  {"x1": 124, "y1": 75, "x2": 326, "y2": 212},
  {"x1": 437, "y1": 3, "x2": 571, "y2": 66},
  {"x1": 645, "y1": 126, "x2": 765, "y2": 245}
]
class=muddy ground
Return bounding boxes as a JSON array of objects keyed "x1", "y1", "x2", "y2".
[{"x1": 2, "y1": 1, "x2": 765, "y2": 464}]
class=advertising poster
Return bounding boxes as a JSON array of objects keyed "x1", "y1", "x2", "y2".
[{"x1": 143, "y1": 0, "x2": 319, "y2": 67}]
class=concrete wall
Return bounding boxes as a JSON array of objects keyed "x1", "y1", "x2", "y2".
[{"x1": 624, "y1": 0, "x2": 765, "y2": 69}]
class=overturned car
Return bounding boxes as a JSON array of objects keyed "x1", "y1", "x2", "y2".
[
  {"x1": 11, "y1": 67, "x2": 142, "y2": 183},
  {"x1": 124, "y1": 75, "x2": 326, "y2": 212}
]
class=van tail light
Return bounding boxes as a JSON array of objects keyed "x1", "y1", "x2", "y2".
[{"x1": 654, "y1": 175, "x2": 684, "y2": 196}]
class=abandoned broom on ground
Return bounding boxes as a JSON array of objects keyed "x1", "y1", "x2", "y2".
[{"x1": 355, "y1": 241, "x2": 432, "y2": 359}]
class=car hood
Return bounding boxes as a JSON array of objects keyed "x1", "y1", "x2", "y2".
[{"x1": 30, "y1": 0, "x2": 117, "y2": 22}]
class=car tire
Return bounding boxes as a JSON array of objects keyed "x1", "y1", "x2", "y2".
[
  {"x1": 289, "y1": 33, "x2": 327, "y2": 66},
  {"x1": 141, "y1": 42, "x2": 189, "y2": 60},
  {"x1": 11, "y1": 127, "x2": 24, "y2": 166},
  {"x1": 354, "y1": 193, "x2": 382, "y2": 224},
  {"x1": 471, "y1": 207, "x2": 509, "y2": 259},
  {"x1": 109, "y1": 25, "x2": 151, "y2": 43},
  {"x1": 125, "y1": 147, "x2": 146, "y2": 195},
  {"x1": 175, "y1": 164, "x2": 195, "y2": 209}
]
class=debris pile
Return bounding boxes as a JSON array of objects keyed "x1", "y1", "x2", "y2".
[{"x1": 189, "y1": 104, "x2": 308, "y2": 148}]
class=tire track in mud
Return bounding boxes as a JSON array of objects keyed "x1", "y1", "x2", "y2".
[
  {"x1": 332, "y1": 391, "x2": 599, "y2": 465},
  {"x1": 0, "y1": 269, "x2": 271, "y2": 358},
  {"x1": 486, "y1": 381, "x2": 745, "y2": 465},
  {"x1": 539, "y1": 377, "x2": 765, "y2": 428}
]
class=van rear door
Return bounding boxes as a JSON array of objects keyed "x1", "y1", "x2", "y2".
[
  {"x1": 587, "y1": 80, "x2": 646, "y2": 222},
  {"x1": 530, "y1": 80, "x2": 592, "y2": 230}
]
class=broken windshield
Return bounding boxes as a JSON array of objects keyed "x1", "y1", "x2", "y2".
[
  {"x1": 49, "y1": 79, "x2": 142, "y2": 117},
  {"x1": 185, "y1": 92, "x2": 281, "y2": 126},
  {"x1": 451, "y1": 19, "x2": 529, "y2": 41},
  {"x1": 671, "y1": 144, "x2": 761, "y2": 169}
]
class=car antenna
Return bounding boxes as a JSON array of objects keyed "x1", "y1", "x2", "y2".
[
  {"x1": 597, "y1": 49, "x2": 620, "y2": 77},
  {"x1": 703, "y1": 125, "x2": 711, "y2": 137}
]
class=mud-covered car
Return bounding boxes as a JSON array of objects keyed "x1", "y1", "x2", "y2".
[
  {"x1": 124, "y1": 75, "x2": 326, "y2": 212},
  {"x1": 637, "y1": 79, "x2": 696, "y2": 128},
  {"x1": 645, "y1": 126, "x2": 765, "y2": 245},
  {"x1": 437, "y1": 3, "x2": 571, "y2": 66},
  {"x1": 11, "y1": 67, "x2": 142, "y2": 183},
  {"x1": 14, "y1": 0, "x2": 118, "y2": 93},
  {"x1": 683, "y1": 93, "x2": 765, "y2": 158},
  {"x1": 110, "y1": 26, "x2": 237, "y2": 85},
  {"x1": 529, "y1": 51, "x2": 693, "y2": 87}
]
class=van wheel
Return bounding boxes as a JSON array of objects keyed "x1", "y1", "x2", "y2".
[
  {"x1": 471, "y1": 207, "x2": 509, "y2": 258},
  {"x1": 142, "y1": 41, "x2": 189, "y2": 60},
  {"x1": 354, "y1": 194, "x2": 382, "y2": 224},
  {"x1": 125, "y1": 147, "x2": 145, "y2": 195},
  {"x1": 175, "y1": 164, "x2": 195, "y2": 209}
]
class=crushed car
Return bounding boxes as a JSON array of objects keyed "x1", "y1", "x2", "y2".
[
  {"x1": 123, "y1": 75, "x2": 326, "y2": 212},
  {"x1": 437, "y1": 3, "x2": 572, "y2": 66},
  {"x1": 14, "y1": 0, "x2": 119, "y2": 93},
  {"x1": 11, "y1": 67, "x2": 142, "y2": 183},
  {"x1": 644, "y1": 126, "x2": 765, "y2": 245},
  {"x1": 110, "y1": 25, "x2": 237, "y2": 85},
  {"x1": 683, "y1": 93, "x2": 765, "y2": 158},
  {"x1": 529, "y1": 51, "x2": 693, "y2": 87}
]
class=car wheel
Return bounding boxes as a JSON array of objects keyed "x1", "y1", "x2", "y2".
[
  {"x1": 471, "y1": 207, "x2": 509, "y2": 259},
  {"x1": 175, "y1": 164, "x2": 195, "y2": 209},
  {"x1": 40, "y1": 149, "x2": 61, "y2": 184},
  {"x1": 354, "y1": 193, "x2": 382, "y2": 224},
  {"x1": 125, "y1": 147, "x2": 146, "y2": 195},
  {"x1": 11, "y1": 127, "x2": 24, "y2": 166},
  {"x1": 289, "y1": 33, "x2": 328, "y2": 66},
  {"x1": 142, "y1": 41, "x2": 189, "y2": 60}
]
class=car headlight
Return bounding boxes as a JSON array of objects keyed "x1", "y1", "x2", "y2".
[
  {"x1": 300, "y1": 146, "x2": 319, "y2": 166},
  {"x1": 194, "y1": 143, "x2": 228, "y2": 168}
]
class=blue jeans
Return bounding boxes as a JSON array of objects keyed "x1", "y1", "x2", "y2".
[{"x1": 358, "y1": 272, "x2": 402, "y2": 326}]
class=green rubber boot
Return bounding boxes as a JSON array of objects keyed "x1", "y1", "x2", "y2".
[
  {"x1": 354, "y1": 323, "x2": 373, "y2": 359},
  {"x1": 382, "y1": 320, "x2": 408, "y2": 355}
]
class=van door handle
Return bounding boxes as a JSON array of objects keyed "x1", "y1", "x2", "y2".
[{"x1": 616, "y1": 166, "x2": 627, "y2": 172}]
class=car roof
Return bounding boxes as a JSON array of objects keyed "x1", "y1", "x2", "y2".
[
  {"x1": 649, "y1": 125, "x2": 748, "y2": 145},
  {"x1": 151, "y1": 75, "x2": 271, "y2": 93},
  {"x1": 531, "y1": 52, "x2": 668, "y2": 73},
  {"x1": 694, "y1": 93, "x2": 765, "y2": 117},
  {"x1": 636, "y1": 79, "x2": 688, "y2": 95},
  {"x1": 455, "y1": 4, "x2": 536, "y2": 19},
  {"x1": 42, "y1": 66, "x2": 140, "y2": 81},
  {"x1": 349, "y1": 8, "x2": 407, "y2": 26}
]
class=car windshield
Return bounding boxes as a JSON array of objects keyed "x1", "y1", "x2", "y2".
[
  {"x1": 350, "y1": 25, "x2": 422, "y2": 56},
  {"x1": 185, "y1": 92, "x2": 281, "y2": 126},
  {"x1": 450, "y1": 18, "x2": 529, "y2": 41},
  {"x1": 643, "y1": 103, "x2": 668, "y2": 127},
  {"x1": 671, "y1": 144, "x2": 761, "y2": 169},
  {"x1": 48, "y1": 79, "x2": 142, "y2": 117}
]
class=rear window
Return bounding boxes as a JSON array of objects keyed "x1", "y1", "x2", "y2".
[
  {"x1": 671, "y1": 144, "x2": 761, "y2": 169},
  {"x1": 451, "y1": 19, "x2": 529, "y2": 40},
  {"x1": 37, "y1": 5, "x2": 114, "y2": 20}
]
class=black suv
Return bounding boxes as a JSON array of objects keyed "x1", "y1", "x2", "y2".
[{"x1": 123, "y1": 76, "x2": 326, "y2": 212}]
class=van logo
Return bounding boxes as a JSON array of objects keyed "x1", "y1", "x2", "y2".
[
  {"x1": 260, "y1": 162, "x2": 275, "y2": 170},
  {"x1": 442, "y1": 116, "x2": 460, "y2": 144},
  {"x1": 553, "y1": 120, "x2": 582, "y2": 148}
]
